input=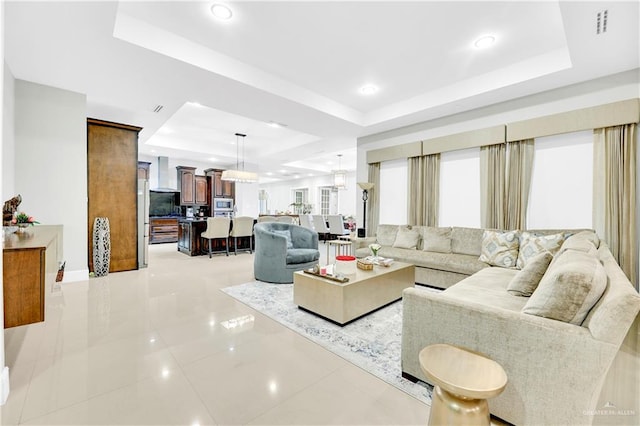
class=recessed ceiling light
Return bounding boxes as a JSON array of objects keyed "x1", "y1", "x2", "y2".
[
  {"x1": 360, "y1": 84, "x2": 379, "y2": 95},
  {"x1": 474, "y1": 35, "x2": 496, "y2": 49},
  {"x1": 208, "y1": 157, "x2": 217, "y2": 162},
  {"x1": 266, "y1": 172, "x2": 273, "y2": 176},
  {"x1": 211, "y1": 3, "x2": 233, "y2": 21},
  {"x1": 267, "y1": 121, "x2": 287, "y2": 128}
]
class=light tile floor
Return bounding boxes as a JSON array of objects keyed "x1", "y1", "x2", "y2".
[{"x1": 1, "y1": 243, "x2": 431, "y2": 425}]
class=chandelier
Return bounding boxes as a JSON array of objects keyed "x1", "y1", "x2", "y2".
[
  {"x1": 222, "y1": 133, "x2": 258, "y2": 183},
  {"x1": 333, "y1": 154, "x2": 347, "y2": 189}
]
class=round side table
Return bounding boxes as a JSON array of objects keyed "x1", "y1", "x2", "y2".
[{"x1": 419, "y1": 344, "x2": 508, "y2": 426}]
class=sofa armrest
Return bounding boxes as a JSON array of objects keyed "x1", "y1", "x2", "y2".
[{"x1": 401, "y1": 287, "x2": 618, "y2": 425}]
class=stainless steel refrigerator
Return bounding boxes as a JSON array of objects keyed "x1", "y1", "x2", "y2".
[{"x1": 137, "y1": 179, "x2": 149, "y2": 268}]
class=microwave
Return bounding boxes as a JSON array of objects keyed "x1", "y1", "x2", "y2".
[{"x1": 214, "y1": 198, "x2": 233, "y2": 211}]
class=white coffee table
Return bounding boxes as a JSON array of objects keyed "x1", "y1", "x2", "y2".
[{"x1": 293, "y1": 261, "x2": 415, "y2": 325}]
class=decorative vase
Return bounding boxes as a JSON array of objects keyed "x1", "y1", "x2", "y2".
[
  {"x1": 92, "y1": 217, "x2": 111, "y2": 277},
  {"x1": 15, "y1": 223, "x2": 30, "y2": 233}
]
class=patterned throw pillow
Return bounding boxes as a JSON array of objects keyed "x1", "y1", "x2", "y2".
[
  {"x1": 392, "y1": 226, "x2": 420, "y2": 250},
  {"x1": 479, "y1": 230, "x2": 519, "y2": 268},
  {"x1": 517, "y1": 232, "x2": 565, "y2": 269}
]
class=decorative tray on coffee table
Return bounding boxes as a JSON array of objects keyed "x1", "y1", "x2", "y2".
[{"x1": 303, "y1": 269, "x2": 349, "y2": 283}]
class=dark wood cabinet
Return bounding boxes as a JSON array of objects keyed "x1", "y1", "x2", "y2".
[
  {"x1": 88, "y1": 119, "x2": 141, "y2": 273},
  {"x1": 178, "y1": 166, "x2": 209, "y2": 206},
  {"x1": 195, "y1": 175, "x2": 208, "y2": 205},
  {"x1": 177, "y1": 219, "x2": 207, "y2": 256},
  {"x1": 150, "y1": 217, "x2": 179, "y2": 244},
  {"x1": 177, "y1": 166, "x2": 196, "y2": 205},
  {"x1": 205, "y1": 168, "x2": 235, "y2": 215},
  {"x1": 212, "y1": 170, "x2": 224, "y2": 197}
]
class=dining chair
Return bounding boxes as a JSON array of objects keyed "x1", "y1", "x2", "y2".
[
  {"x1": 312, "y1": 215, "x2": 330, "y2": 242},
  {"x1": 327, "y1": 215, "x2": 350, "y2": 239},
  {"x1": 298, "y1": 214, "x2": 314, "y2": 230}
]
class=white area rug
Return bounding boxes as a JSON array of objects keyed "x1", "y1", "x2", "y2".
[{"x1": 221, "y1": 281, "x2": 433, "y2": 404}]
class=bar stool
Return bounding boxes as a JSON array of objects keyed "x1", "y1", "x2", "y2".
[
  {"x1": 229, "y1": 216, "x2": 254, "y2": 255},
  {"x1": 419, "y1": 344, "x2": 507, "y2": 426},
  {"x1": 201, "y1": 217, "x2": 230, "y2": 257}
]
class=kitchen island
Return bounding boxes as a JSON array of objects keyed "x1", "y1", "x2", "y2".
[
  {"x1": 177, "y1": 217, "x2": 254, "y2": 256},
  {"x1": 177, "y1": 217, "x2": 208, "y2": 256}
]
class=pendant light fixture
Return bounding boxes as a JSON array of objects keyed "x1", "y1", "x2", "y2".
[
  {"x1": 221, "y1": 133, "x2": 258, "y2": 183},
  {"x1": 333, "y1": 154, "x2": 347, "y2": 189}
]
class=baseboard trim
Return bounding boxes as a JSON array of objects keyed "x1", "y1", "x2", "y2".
[
  {"x1": 0, "y1": 366, "x2": 9, "y2": 405},
  {"x1": 62, "y1": 269, "x2": 89, "y2": 283}
]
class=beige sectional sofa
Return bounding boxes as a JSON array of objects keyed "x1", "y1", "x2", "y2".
[
  {"x1": 390, "y1": 227, "x2": 640, "y2": 425},
  {"x1": 354, "y1": 225, "x2": 488, "y2": 288},
  {"x1": 354, "y1": 224, "x2": 582, "y2": 289}
]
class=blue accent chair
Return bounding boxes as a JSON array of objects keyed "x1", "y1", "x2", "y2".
[{"x1": 254, "y1": 222, "x2": 320, "y2": 283}]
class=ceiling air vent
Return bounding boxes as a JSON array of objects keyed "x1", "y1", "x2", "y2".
[
  {"x1": 596, "y1": 10, "x2": 608, "y2": 34},
  {"x1": 153, "y1": 104, "x2": 164, "y2": 113}
]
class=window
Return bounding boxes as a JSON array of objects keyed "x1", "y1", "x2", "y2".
[
  {"x1": 320, "y1": 187, "x2": 331, "y2": 215},
  {"x1": 527, "y1": 131, "x2": 592, "y2": 229},
  {"x1": 379, "y1": 159, "x2": 408, "y2": 224},
  {"x1": 439, "y1": 148, "x2": 481, "y2": 228}
]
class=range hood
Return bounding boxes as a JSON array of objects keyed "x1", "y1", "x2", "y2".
[{"x1": 152, "y1": 156, "x2": 178, "y2": 192}]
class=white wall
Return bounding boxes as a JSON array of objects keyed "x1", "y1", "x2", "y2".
[
  {"x1": 0, "y1": 1, "x2": 8, "y2": 404},
  {"x1": 527, "y1": 131, "x2": 593, "y2": 229},
  {"x1": 439, "y1": 148, "x2": 481, "y2": 228},
  {"x1": 2, "y1": 62, "x2": 14, "y2": 199},
  {"x1": 258, "y1": 171, "x2": 357, "y2": 218},
  {"x1": 14, "y1": 80, "x2": 87, "y2": 278},
  {"x1": 378, "y1": 159, "x2": 408, "y2": 224}
]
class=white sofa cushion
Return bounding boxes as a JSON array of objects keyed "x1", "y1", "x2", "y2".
[
  {"x1": 392, "y1": 226, "x2": 420, "y2": 249},
  {"x1": 451, "y1": 227, "x2": 484, "y2": 256},
  {"x1": 507, "y1": 251, "x2": 553, "y2": 297},
  {"x1": 479, "y1": 230, "x2": 519, "y2": 268},
  {"x1": 422, "y1": 227, "x2": 452, "y2": 253},
  {"x1": 376, "y1": 224, "x2": 398, "y2": 246},
  {"x1": 523, "y1": 249, "x2": 607, "y2": 325}
]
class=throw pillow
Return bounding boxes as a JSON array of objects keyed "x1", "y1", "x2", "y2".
[
  {"x1": 422, "y1": 227, "x2": 452, "y2": 253},
  {"x1": 558, "y1": 231, "x2": 600, "y2": 256},
  {"x1": 376, "y1": 225, "x2": 399, "y2": 246},
  {"x1": 272, "y1": 229, "x2": 293, "y2": 249},
  {"x1": 522, "y1": 249, "x2": 607, "y2": 325},
  {"x1": 392, "y1": 226, "x2": 420, "y2": 250},
  {"x1": 517, "y1": 232, "x2": 565, "y2": 269},
  {"x1": 507, "y1": 251, "x2": 553, "y2": 297},
  {"x1": 479, "y1": 230, "x2": 519, "y2": 268}
]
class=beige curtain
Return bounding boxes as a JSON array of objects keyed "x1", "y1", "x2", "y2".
[
  {"x1": 505, "y1": 139, "x2": 535, "y2": 230},
  {"x1": 408, "y1": 154, "x2": 440, "y2": 226},
  {"x1": 367, "y1": 162, "x2": 380, "y2": 237},
  {"x1": 593, "y1": 124, "x2": 637, "y2": 287},
  {"x1": 480, "y1": 144, "x2": 506, "y2": 229},
  {"x1": 480, "y1": 139, "x2": 534, "y2": 230}
]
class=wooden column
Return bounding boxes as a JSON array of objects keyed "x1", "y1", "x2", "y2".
[{"x1": 87, "y1": 119, "x2": 142, "y2": 273}]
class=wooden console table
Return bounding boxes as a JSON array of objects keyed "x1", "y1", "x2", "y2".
[{"x1": 3, "y1": 225, "x2": 61, "y2": 328}]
